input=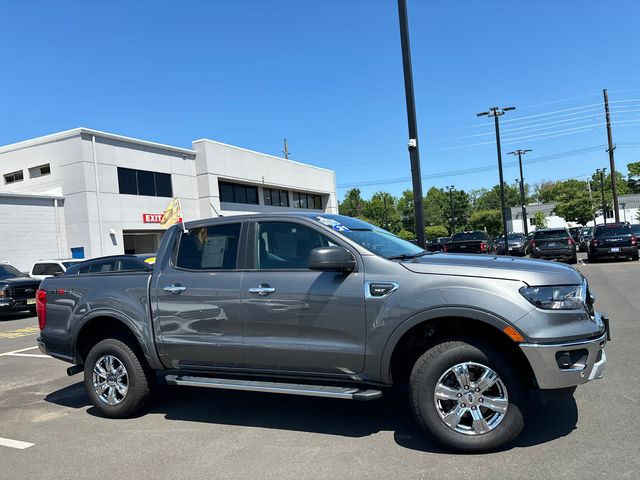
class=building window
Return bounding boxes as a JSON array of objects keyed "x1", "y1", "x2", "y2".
[
  {"x1": 117, "y1": 167, "x2": 173, "y2": 197},
  {"x1": 218, "y1": 181, "x2": 259, "y2": 205},
  {"x1": 3, "y1": 170, "x2": 24, "y2": 184},
  {"x1": 263, "y1": 188, "x2": 289, "y2": 207},
  {"x1": 293, "y1": 192, "x2": 322, "y2": 210},
  {"x1": 529, "y1": 217, "x2": 536, "y2": 226},
  {"x1": 605, "y1": 210, "x2": 615, "y2": 219},
  {"x1": 29, "y1": 164, "x2": 51, "y2": 179}
]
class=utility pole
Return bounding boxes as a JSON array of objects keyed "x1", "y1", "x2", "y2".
[
  {"x1": 397, "y1": 0, "x2": 426, "y2": 248},
  {"x1": 478, "y1": 106, "x2": 516, "y2": 255},
  {"x1": 508, "y1": 149, "x2": 532, "y2": 235},
  {"x1": 597, "y1": 168, "x2": 607, "y2": 225},
  {"x1": 446, "y1": 185, "x2": 455, "y2": 234},
  {"x1": 282, "y1": 138, "x2": 289, "y2": 159},
  {"x1": 603, "y1": 89, "x2": 620, "y2": 222}
]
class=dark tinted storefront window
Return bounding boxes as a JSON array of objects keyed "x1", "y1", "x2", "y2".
[
  {"x1": 117, "y1": 167, "x2": 172, "y2": 197},
  {"x1": 218, "y1": 181, "x2": 258, "y2": 205}
]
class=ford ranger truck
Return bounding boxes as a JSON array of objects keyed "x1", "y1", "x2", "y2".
[{"x1": 36, "y1": 213, "x2": 608, "y2": 453}]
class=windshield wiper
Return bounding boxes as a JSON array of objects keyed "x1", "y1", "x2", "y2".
[{"x1": 387, "y1": 250, "x2": 429, "y2": 260}]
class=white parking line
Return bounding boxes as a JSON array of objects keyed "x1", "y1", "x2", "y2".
[
  {"x1": 0, "y1": 346, "x2": 39, "y2": 356},
  {"x1": 7, "y1": 353, "x2": 51, "y2": 358},
  {"x1": 0, "y1": 437, "x2": 34, "y2": 450}
]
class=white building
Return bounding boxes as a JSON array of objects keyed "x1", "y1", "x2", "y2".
[
  {"x1": 507, "y1": 194, "x2": 640, "y2": 233},
  {"x1": 0, "y1": 128, "x2": 338, "y2": 271}
]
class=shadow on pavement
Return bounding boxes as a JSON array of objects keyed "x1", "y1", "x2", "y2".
[
  {"x1": 45, "y1": 381, "x2": 578, "y2": 453},
  {"x1": 0, "y1": 311, "x2": 34, "y2": 321}
]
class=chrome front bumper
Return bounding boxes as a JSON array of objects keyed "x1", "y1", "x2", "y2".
[{"x1": 520, "y1": 330, "x2": 608, "y2": 389}]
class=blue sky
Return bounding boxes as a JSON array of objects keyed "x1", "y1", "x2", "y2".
[{"x1": 1, "y1": 1, "x2": 639, "y2": 200}]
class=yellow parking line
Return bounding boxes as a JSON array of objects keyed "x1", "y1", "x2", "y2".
[{"x1": 0, "y1": 326, "x2": 40, "y2": 339}]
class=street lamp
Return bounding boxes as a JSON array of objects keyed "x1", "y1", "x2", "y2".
[
  {"x1": 596, "y1": 168, "x2": 607, "y2": 225},
  {"x1": 508, "y1": 149, "x2": 532, "y2": 236},
  {"x1": 478, "y1": 106, "x2": 516, "y2": 255},
  {"x1": 446, "y1": 185, "x2": 455, "y2": 234}
]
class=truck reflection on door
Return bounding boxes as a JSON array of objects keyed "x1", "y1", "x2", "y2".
[{"x1": 123, "y1": 230, "x2": 164, "y2": 254}]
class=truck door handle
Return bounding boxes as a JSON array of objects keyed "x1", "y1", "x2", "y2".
[
  {"x1": 164, "y1": 284, "x2": 187, "y2": 294},
  {"x1": 249, "y1": 285, "x2": 276, "y2": 296}
]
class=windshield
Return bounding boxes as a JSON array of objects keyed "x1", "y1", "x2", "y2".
[
  {"x1": 534, "y1": 229, "x2": 568, "y2": 239},
  {"x1": 62, "y1": 261, "x2": 81, "y2": 268},
  {"x1": 498, "y1": 234, "x2": 524, "y2": 241},
  {"x1": 0, "y1": 264, "x2": 23, "y2": 279},
  {"x1": 594, "y1": 224, "x2": 631, "y2": 237},
  {"x1": 630, "y1": 224, "x2": 640, "y2": 234},
  {"x1": 312, "y1": 214, "x2": 425, "y2": 259},
  {"x1": 452, "y1": 232, "x2": 487, "y2": 241}
]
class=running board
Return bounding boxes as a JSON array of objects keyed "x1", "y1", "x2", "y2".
[{"x1": 165, "y1": 375, "x2": 382, "y2": 401}]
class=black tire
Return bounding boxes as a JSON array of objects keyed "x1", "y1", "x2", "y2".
[
  {"x1": 84, "y1": 338, "x2": 154, "y2": 418},
  {"x1": 28, "y1": 307, "x2": 37, "y2": 316},
  {"x1": 569, "y1": 255, "x2": 578, "y2": 265},
  {"x1": 587, "y1": 254, "x2": 596, "y2": 263},
  {"x1": 409, "y1": 339, "x2": 525, "y2": 453},
  {"x1": 632, "y1": 254, "x2": 639, "y2": 261}
]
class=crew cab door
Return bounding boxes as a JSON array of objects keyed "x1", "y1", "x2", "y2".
[
  {"x1": 240, "y1": 219, "x2": 366, "y2": 375},
  {"x1": 152, "y1": 221, "x2": 246, "y2": 369}
]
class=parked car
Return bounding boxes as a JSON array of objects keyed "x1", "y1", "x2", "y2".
[
  {"x1": 630, "y1": 223, "x2": 640, "y2": 238},
  {"x1": 426, "y1": 237, "x2": 451, "y2": 252},
  {"x1": 37, "y1": 213, "x2": 609, "y2": 453},
  {"x1": 0, "y1": 264, "x2": 41, "y2": 314},
  {"x1": 587, "y1": 223, "x2": 638, "y2": 262},
  {"x1": 443, "y1": 231, "x2": 493, "y2": 254},
  {"x1": 495, "y1": 233, "x2": 527, "y2": 256},
  {"x1": 568, "y1": 226, "x2": 582, "y2": 243},
  {"x1": 578, "y1": 227, "x2": 594, "y2": 252},
  {"x1": 64, "y1": 254, "x2": 156, "y2": 275},
  {"x1": 524, "y1": 232, "x2": 535, "y2": 255},
  {"x1": 529, "y1": 228, "x2": 577, "y2": 264},
  {"x1": 30, "y1": 259, "x2": 82, "y2": 280}
]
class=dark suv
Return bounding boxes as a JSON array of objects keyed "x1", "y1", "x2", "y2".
[
  {"x1": 529, "y1": 228, "x2": 577, "y2": 264},
  {"x1": 588, "y1": 223, "x2": 638, "y2": 262}
]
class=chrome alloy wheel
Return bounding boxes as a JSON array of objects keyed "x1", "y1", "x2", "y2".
[
  {"x1": 93, "y1": 355, "x2": 129, "y2": 406},
  {"x1": 433, "y1": 362, "x2": 508, "y2": 436}
]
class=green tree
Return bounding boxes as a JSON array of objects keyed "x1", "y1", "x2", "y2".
[
  {"x1": 338, "y1": 188, "x2": 367, "y2": 218},
  {"x1": 532, "y1": 211, "x2": 548, "y2": 229},
  {"x1": 425, "y1": 225, "x2": 449, "y2": 240},
  {"x1": 362, "y1": 192, "x2": 401, "y2": 232},
  {"x1": 545, "y1": 179, "x2": 594, "y2": 225},
  {"x1": 468, "y1": 210, "x2": 502, "y2": 236},
  {"x1": 591, "y1": 170, "x2": 631, "y2": 215},
  {"x1": 474, "y1": 183, "x2": 523, "y2": 211},
  {"x1": 396, "y1": 229, "x2": 415, "y2": 241},
  {"x1": 627, "y1": 162, "x2": 640, "y2": 194},
  {"x1": 423, "y1": 187, "x2": 448, "y2": 226},
  {"x1": 396, "y1": 189, "x2": 415, "y2": 234}
]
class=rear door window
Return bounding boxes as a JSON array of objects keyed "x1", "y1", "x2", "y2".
[
  {"x1": 44, "y1": 263, "x2": 63, "y2": 275},
  {"x1": 31, "y1": 263, "x2": 47, "y2": 276},
  {"x1": 175, "y1": 223, "x2": 242, "y2": 270}
]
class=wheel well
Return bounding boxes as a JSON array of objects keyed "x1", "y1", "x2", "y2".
[
  {"x1": 388, "y1": 317, "x2": 535, "y2": 386},
  {"x1": 75, "y1": 316, "x2": 144, "y2": 365}
]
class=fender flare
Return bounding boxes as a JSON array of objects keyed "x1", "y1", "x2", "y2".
[
  {"x1": 379, "y1": 306, "x2": 522, "y2": 384},
  {"x1": 72, "y1": 308, "x2": 163, "y2": 370}
]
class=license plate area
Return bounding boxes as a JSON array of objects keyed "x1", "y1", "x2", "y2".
[
  {"x1": 27, "y1": 298, "x2": 36, "y2": 305},
  {"x1": 610, "y1": 247, "x2": 620, "y2": 253}
]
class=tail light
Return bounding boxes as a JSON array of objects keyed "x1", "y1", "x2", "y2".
[
  {"x1": 480, "y1": 242, "x2": 487, "y2": 252},
  {"x1": 530, "y1": 240, "x2": 536, "y2": 249},
  {"x1": 591, "y1": 238, "x2": 598, "y2": 248},
  {"x1": 442, "y1": 245, "x2": 447, "y2": 252},
  {"x1": 36, "y1": 289, "x2": 46, "y2": 330},
  {"x1": 568, "y1": 238, "x2": 574, "y2": 246},
  {"x1": 632, "y1": 236, "x2": 637, "y2": 246}
]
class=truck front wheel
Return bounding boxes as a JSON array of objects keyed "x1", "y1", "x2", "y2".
[
  {"x1": 84, "y1": 338, "x2": 153, "y2": 418},
  {"x1": 409, "y1": 339, "x2": 525, "y2": 453}
]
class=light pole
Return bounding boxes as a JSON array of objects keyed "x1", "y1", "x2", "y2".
[
  {"x1": 478, "y1": 106, "x2": 516, "y2": 255},
  {"x1": 397, "y1": 0, "x2": 426, "y2": 248},
  {"x1": 508, "y1": 149, "x2": 531, "y2": 235},
  {"x1": 446, "y1": 185, "x2": 455, "y2": 234},
  {"x1": 596, "y1": 168, "x2": 607, "y2": 225}
]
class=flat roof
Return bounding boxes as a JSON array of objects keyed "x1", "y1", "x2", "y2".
[{"x1": 0, "y1": 128, "x2": 197, "y2": 156}]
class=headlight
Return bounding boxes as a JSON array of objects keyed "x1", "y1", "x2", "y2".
[{"x1": 519, "y1": 285, "x2": 584, "y2": 310}]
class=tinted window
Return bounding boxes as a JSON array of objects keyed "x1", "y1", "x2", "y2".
[
  {"x1": 117, "y1": 259, "x2": 146, "y2": 271},
  {"x1": 0, "y1": 265, "x2": 22, "y2": 279},
  {"x1": 533, "y1": 229, "x2": 569, "y2": 239},
  {"x1": 118, "y1": 168, "x2": 138, "y2": 195},
  {"x1": 32, "y1": 263, "x2": 47, "y2": 275},
  {"x1": 218, "y1": 181, "x2": 258, "y2": 205},
  {"x1": 44, "y1": 264, "x2": 63, "y2": 275},
  {"x1": 89, "y1": 261, "x2": 116, "y2": 273},
  {"x1": 62, "y1": 261, "x2": 80, "y2": 268},
  {"x1": 630, "y1": 224, "x2": 640, "y2": 235},
  {"x1": 176, "y1": 223, "x2": 241, "y2": 270},
  {"x1": 264, "y1": 188, "x2": 289, "y2": 207},
  {"x1": 4, "y1": 170, "x2": 24, "y2": 184},
  {"x1": 257, "y1": 222, "x2": 334, "y2": 269},
  {"x1": 452, "y1": 232, "x2": 488, "y2": 241},
  {"x1": 137, "y1": 170, "x2": 155, "y2": 196},
  {"x1": 594, "y1": 224, "x2": 632, "y2": 237},
  {"x1": 155, "y1": 173, "x2": 173, "y2": 197}
]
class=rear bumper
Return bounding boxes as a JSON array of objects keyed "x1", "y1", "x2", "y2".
[
  {"x1": 520, "y1": 322, "x2": 608, "y2": 389},
  {"x1": 589, "y1": 246, "x2": 637, "y2": 259},
  {"x1": 531, "y1": 249, "x2": 575, "y2": 260}
]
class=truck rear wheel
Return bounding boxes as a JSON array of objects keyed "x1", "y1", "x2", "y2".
[
  {"x1": 84, "y1": 338, "x2": 153, "y2": 418},
  {"x1": 409, "y1": 339, "x2": 525, "y2": 453}
]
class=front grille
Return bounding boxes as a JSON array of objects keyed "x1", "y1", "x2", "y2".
[{"x1": 8, "y1": 285, "x2": 38, "y2": 299}]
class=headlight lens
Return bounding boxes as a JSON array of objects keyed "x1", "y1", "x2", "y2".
[{"x1": 519, "y1": 285, "x2": 584, "y2": 310}]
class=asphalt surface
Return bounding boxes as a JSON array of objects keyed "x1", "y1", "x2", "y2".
[{"x1": 1, "y1": 253, "x2": 638, "y2": 479}]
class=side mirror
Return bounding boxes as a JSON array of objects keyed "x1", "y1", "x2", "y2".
[{"x1": 308, "y1": 246, "x2": 356, "y2": 272}]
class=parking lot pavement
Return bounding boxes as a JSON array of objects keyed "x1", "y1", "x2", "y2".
[{"x1": 1, "y1": 258, "x2": 639, "y2": 480}]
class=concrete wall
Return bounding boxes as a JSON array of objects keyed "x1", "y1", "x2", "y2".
[
  {"x1": 194, "y1": 139, "x2": 338, "y2": 218},
  {"x1": 0, "y1": 195, "x2": 66, "y2": 272}
]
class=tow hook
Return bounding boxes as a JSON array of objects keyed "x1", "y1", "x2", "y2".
[{"x1": 67, "y1": 364, "x2": 83, "y2": 376}]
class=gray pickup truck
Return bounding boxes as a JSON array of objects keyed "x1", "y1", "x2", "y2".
[{"x1": 37, "y1": 213, "x2": 608, "y2": 452}]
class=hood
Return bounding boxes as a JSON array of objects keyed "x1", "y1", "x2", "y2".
[
  {"x1": 401, "y1": 253, "x2": 582, "y2": 286},
  {"x1": 0, "y1": 277, "x2": 41, "y2": 286}
]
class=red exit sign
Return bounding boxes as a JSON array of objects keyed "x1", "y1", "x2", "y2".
[{"x1": 142, "y1": 213, "x2": 163, "y2": 223}]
